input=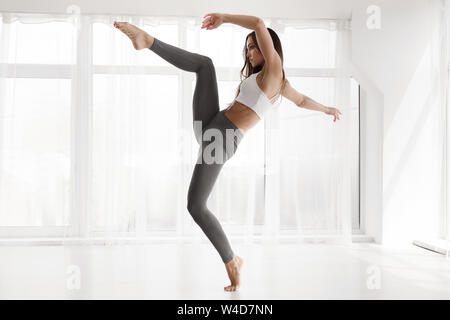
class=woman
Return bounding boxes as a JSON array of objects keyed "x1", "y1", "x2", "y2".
[{"x1": 114, "y1": 13, "x2": 342, "y2": 292}]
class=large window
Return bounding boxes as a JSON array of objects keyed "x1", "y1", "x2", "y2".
[{"x1": 0, "y1": 15, "x2": 359, "y2": 237}]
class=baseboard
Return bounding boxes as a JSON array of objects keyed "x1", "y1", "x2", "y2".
[
  {"x1": 0, "y1": 234, "x2": 375, "y2": 246},
  {"x1": 413, "y1": 238, "x2": 450, "y2": 256}
]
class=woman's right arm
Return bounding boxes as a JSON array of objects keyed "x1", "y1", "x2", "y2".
[
  {"x1": 202, "y1": 13, "x2": 259, "y2": 31},
  {"x1": 202, "y1": 13, "x2": 282, "y2": 70},
  {"x1": 222, "y1": 14, "x2": 261, "y2": 30}
]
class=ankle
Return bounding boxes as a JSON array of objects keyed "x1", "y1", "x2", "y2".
[
  {"x1": 147, "y1": 35, "x2": 155, "y2": 49},
  {"x1": 225, "y1": 256, "x2": 238, "y2": 267}
]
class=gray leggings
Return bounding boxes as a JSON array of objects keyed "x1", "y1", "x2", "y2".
[{"x1": 149, "y1": 38, "x2": 244, "y2": 264}]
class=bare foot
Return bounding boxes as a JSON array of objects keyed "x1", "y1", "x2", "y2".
[
  {"x1": 224, "y1": 255, "x2": 243, "y2": 292},
  {"x1": 113, "y1": 21, "x2": 154, "y2": 50}
]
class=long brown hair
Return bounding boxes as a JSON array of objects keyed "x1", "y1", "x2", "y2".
[{"x1": 229, "y1": 28, "x2": 286, "y2": 106}]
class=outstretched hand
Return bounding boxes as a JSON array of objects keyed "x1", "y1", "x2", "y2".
[
  {"x1": 201, "y1": 13, "x2": 225, "y2": 30},
  {"x1": 325, "y1": 107, "x2": 342, "y2": 122}
]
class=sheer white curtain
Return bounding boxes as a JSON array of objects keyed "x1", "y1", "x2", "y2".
[
  {"x1": 0, "y1": 13, "x2": 76, "y2": 232},
  {"x1": 0, "y1": 13, "x2": 355, "y2": 243},
  {"x1": 264, "y1": 20, "x2": 354, "y2": 243}
]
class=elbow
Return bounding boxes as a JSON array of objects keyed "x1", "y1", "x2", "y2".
[
  {"x1": 255, "y1": 18, "x2": 265, "y2": 30},
  {"x1": 297, "y1": 96, "x2": 306, "y2": 108}
]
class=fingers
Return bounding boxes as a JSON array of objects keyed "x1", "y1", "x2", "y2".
[
  {"x1": 201, "y1": 21, "x2": 211, "y2": 29},
  {"x1": 201, "y1": 13, "x2": 222, "y2": 30},
  {"x1": 201, "y1": 16, "x2": 214, "y2": 29},
  {"x1": 331, "y1": 111, "x2": 341, "y2": 122},
  {"x1": 201, "y1": 23, "x2": 215, "y2": 30},
  {"x1": 202, "y1": 14, "x2": 213, "y2": 25},
  {"x1": 201, "y1": 22, "x2": 217, "y2": 30},
  {"x1": 329, "y1": 108, "x2": 342, "y2": 122},
  {"x1": 334, "y1": 112, "x2": 340, "y2": 121}
]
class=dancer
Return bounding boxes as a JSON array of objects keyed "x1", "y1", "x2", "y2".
[{"x1": 114, "y1": 13, "x2": 342, "y2": 292}]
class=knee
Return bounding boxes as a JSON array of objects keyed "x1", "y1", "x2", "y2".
[
  {"x1": 201, "y1": 55, "x2": 213, "y2": 66},
  {"x1": 198, "y1": 55, "x2": 214, "y2": 71},
  {"x1": 187, "y1": 198, "x2": 206, "y2": 220},
  {"x1": 187, "y1": 198, "x2": 202, "y2": 213}
]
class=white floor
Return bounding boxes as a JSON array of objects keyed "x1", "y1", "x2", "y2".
[{"x1": 1, "y1": 241, "x2": 449, "y2": 299}]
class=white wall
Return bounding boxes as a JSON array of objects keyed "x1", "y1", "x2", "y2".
[
  {"x1": 0, "y1": 0, "x2": 443, "y2": 245},
  {"x1": 352, "y1": 0, "x2": 443, "y2": 245}
]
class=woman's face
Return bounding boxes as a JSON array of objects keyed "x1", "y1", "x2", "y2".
[{"x1": 246, "y1": 37, "x2": 264, "y2": 68}]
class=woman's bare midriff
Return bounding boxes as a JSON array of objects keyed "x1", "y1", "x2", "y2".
[{"x1": 223, "y1": 101, "x2": 261, "y2": 136}]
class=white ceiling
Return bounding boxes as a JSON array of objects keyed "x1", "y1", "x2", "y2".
[{"x1": 0, "y1": 0, "x2": 354, "y2": 19}]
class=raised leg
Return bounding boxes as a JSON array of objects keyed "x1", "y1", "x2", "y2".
[
  {"x1": 114, "y1": 23, "x2": 220, "y2": 143},
  {"x1": 149, "y1": 38, "x2": 220, "y2": 144}
]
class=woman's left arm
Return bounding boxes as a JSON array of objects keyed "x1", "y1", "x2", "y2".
[
  {"x1": 202, "y1": 13, "x2": 281, "y2": 68},
  {"x1": 303, "y1": 97, "x2": 342, "y2": 122},
  {"x1": 282, "y1": 79, "x2": 342, "y2": 122}
]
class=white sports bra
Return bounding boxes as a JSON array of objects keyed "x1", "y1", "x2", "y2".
[{"x1": 234, "y1": 71, "x2": 282, "y2": 119}]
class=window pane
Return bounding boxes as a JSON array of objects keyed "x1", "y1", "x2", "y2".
[
  {"x1": 187, "y1": 22, "x2": 250, "y2": 68},
  {"x1": 278, "y1": 77, "x2": 359, "y2": 230},
  {"x1": 0, "y1": 21, "x2": 75, "y2": 64},
  {"x1": 92, "y1": 74, "x2": 179, "y2": 230},
  {"x1": 281, "y1": 27, "x2": 336, "y2": 68},
  {"x1": 93, "y1": 22, "x2": 178, "y2": 65},
  {"x1": 0, "y1": 79, "x2": 71, "y2": 226}
]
